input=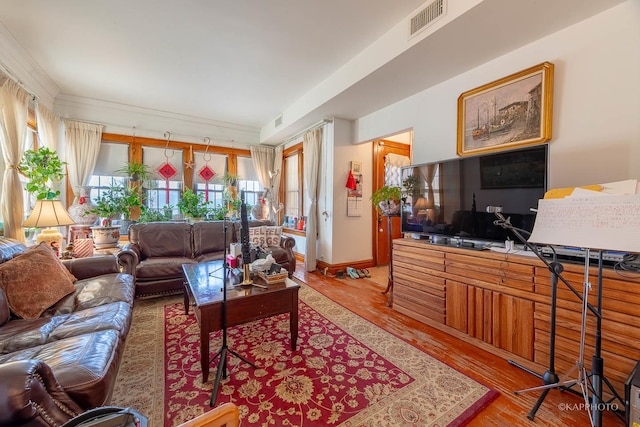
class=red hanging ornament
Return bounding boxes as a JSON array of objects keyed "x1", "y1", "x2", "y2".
[
  {"x1": 198, "y1": 165, "x2": 216, "y2": 202},
  {"x1": 346, "y1": 170, "x2": 357, "y2": 190},
  {"x1": 157, "y1": 162, "x2": 177, "y2": 204}
]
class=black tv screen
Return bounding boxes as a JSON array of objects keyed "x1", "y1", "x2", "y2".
[{"x1": 400, "y1": 145, "x2": 548, "y2": 244}]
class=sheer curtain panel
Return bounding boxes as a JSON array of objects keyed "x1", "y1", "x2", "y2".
[
  {"x1": 0, "y1": 77, "x2": 29, "y2": 242},
  {"x1": 65, "y1": 120, "x2": 103, "y2": 196},
  {"x1": 35, "y1": 103, "x2": 60, "y2": 151},
  {"x1": 303, "y1": 127, "x2": 323, "y2": 272},
  {"x1": 250, "y1": 146, "x2": 274, "y2": 192}
]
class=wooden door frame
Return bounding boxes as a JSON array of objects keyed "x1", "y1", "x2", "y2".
[{"x1": 371, "y1": 139, "x2": 411, "y2": 266}]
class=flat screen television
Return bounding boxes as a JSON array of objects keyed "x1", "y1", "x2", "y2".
[{"x1": 400, "y1": 145, "x2": 548, "y2": 246}]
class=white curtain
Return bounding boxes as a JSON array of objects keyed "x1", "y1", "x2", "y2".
[
  {"x1": 35, "y1": 103, "x2": 60, "y2": 151},
  {"x1": 303, "y1": 127, "x2": 323, "y2": 272},
  {"x1": 272, "y1": 145, "x2": 283, "y2": 213},
  {"x1": 251, "y1": 145, "x2": 285, "y2": 221},
  {"x1": 250, "y1": 145, "x2": 274, "y2": 191},
  {"x1": 65, "y1": 120, "x2": 103, "y2": 196},
  {"x1": 0, "y1": 77, "x2": 29, "y2": 242}
]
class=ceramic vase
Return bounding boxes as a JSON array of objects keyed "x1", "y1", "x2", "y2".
[
  {"x1": 90, "y1": 226, "x2": 120, "y2": 248},
  {"x1": 252, "y1": 200, "x2": 269, "y2": 220},
  {"x1": 68, "y1": 186, "x2": 98, "y2": 225}
]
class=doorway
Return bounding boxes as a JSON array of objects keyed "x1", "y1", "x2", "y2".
[{"x1": 372, "y1": 135, "x2": 411, "y2": 266}]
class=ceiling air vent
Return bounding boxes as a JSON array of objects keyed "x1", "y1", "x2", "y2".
[
  {"x1": 274, "y1": 114, "x2": 283, "y2": 128},
  {"x1": 409, "y1": 0, "x2": 446, "y2": 38}
]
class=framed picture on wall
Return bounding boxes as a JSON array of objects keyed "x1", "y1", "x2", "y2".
[
  {"x1": 350, "y1": 161, "x2": 362, "y2": 174},
  {"x1": 456, "y1": 62, "x2": 554, "y2": 157}
]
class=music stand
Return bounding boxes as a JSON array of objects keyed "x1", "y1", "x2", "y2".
[
  {"x1": 209, "y1": 218, "x2": 256, "y2": 407},
  {"x1": 501, "y1": 192, "x2": 640, "y2": 425}
]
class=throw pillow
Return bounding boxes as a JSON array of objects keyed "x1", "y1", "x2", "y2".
[
  {"x1": 248, "y1": 226, "x2": 267, "y2": 249},
  {"x1": 264, "y1": 226, "x2": 283, "y2": 247},
  {"x1": 0, "y1": 243, "x2": 77, "y2": 319}
]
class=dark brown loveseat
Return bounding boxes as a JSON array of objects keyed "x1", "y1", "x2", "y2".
[
  {"x1": 118, "y1": 220, "x2": 295, "y2": 298},
  {"x1": 0, "y1": 237, "x2": 135, "y2": 427}
]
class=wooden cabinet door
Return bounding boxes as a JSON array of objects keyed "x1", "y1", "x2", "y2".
[
  {"x1": 446, "y1": 280, "x2": 468, "y2": 333},
  {"x1": 493, "y1": 293, "x2": 534, "y2": 360}
]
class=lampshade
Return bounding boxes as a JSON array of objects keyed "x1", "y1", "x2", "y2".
[
  {"x1": 23, "y1": 199, "x2": 75, "y2": 228},
  {"x1": 414, "y1": 197, "x2": 433, "y2": 211},
  {"x1": 23, "y1": 200, "x2": 75, "y2": 253}
]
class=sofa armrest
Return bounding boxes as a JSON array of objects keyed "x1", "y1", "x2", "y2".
[
  {"x1": 61, "y1": 256, "x2": 121, "y2": 281},
  {"x1": 280, "y1": 235, "x2": 296, "y2": 251},
  {"x1": 0, "y1": 360, "x2": 83, "y2": 427},
  {"x1": 116, "y1": 244, "x2": 140, "y2": 276}
]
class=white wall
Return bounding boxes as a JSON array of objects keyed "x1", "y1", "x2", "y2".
[
  {"x1": 354, "y1": 1, "x2": 640, "y2": 190},
  {"x1": 326, "y1": 118, "x2": 373, "y2": 264}
]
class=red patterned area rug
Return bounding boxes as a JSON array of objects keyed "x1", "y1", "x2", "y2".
[{"x1": 112, "y1": 283, "x2": 498, "y2": 426}]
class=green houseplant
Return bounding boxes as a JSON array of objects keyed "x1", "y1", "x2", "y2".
[
  {"x1": 116, "y1": 161, "x2": 151, "y2": 183},
  {"x1": 177, "y1": 188, "x2": 210, "y2": 220},
  {"x1": 18, "y1": 147, "x2": 66, "y2": 200},
  {"x1": 88, "y1": 185, "x2": 142, "y2": 225},
  {"x1": 370, "y1": 185, "x2": 402, "y2": 215},
  {"x1": 137, "y1": 205, "x2": 174, "y2": 223}
]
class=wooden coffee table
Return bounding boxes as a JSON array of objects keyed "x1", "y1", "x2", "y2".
[{"x1": 182, "y1": 260, "x2": 300, "y2": 381}]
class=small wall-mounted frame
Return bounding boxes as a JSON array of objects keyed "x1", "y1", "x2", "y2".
[
  {"x1": 457, "y1": 61, "x2": 554, "y2": 157},
  {"x1": 350, "y1": 161, "x2": 362, "y2": 174}
]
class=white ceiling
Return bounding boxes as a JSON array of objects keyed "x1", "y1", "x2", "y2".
[{"x1": 0, "y1": 0, "x2": 627, "y2": 145}]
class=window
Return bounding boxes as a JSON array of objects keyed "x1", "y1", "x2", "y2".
[
  {"x1": 143, "y1": 146, "x2": 184, "y2": 216},
  {"x1": 86, "y1": 135, "x2": 256, "y2": 221},
  {"x1": 236, "y1": 156, "x2": 261, "y2": 207},
  {"x1": 283, "y1": 144, "x2": 303, "y2": 228},
  {"x1": 90, "y1": 142, "x2": 129, "y2": 203},
  {"x1": 193, "y1": 151, "x2": 226, "y2": 208}
]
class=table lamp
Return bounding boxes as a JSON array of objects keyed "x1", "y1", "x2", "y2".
[{"x1": 23, "y1": 199, "x2": 75, "y2": 250}]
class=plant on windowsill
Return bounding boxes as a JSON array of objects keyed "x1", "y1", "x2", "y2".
[
  {"x1": 370, "y1": 185, "x2": 402, "y2": 216},
  {"x1": 116, "y1": 161, "x2": 151, "y2": 183},
  {"x1": 137, "y1": 205, "x2": 175, "y2": 223},
  {"x1": 177, "y1": 188, "x2": 211, "y2": 222},
  {"x1": 18, "y1": 147, "x2": 66, "y2": 201},
  {"x1": 115, "y1": 161, "x2": 151, "y2": 220},
  {"x1": 87, "y1": 185, "x2": 142, "y2": 226}
]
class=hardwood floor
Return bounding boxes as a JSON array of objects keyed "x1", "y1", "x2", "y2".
[{"x1": 293, "y1": 263, "x2": 627, "y2": 426}]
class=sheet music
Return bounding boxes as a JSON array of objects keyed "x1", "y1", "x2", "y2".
[{"x1": 528, "y1": 194, "x2": 640, "y2": 253}]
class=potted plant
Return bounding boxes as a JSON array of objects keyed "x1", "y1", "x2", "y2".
[
  {"x1": 18, "y1": 147, "x2": 66, "y2": 201},
  {"x1": 137, "y1": 205, "x2": 175, "y2": 223},
  {"x1": 85, "y1": 187, "x2": 125, "y2": 247},
  {"x1": 370, "y1": 185, "x2": 402, "y2": 216},
  {"x1": 116, "y1": 161, "x2": 151, "y2": 183},
  {"x1": 177, "y1": 188, "x2": 210, "y2": 221}
]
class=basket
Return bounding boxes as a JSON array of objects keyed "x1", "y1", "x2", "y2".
[{"x1": 256, "y1": 270, "x2": 288, "y2": 285}]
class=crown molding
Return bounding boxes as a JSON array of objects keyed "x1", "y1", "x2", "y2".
[
  {"x1": 55, "y1": 94, "x2": 261, "y2": 147},
  {"x1": 0, "y1": 22, "x2": 60, "y2": 108}
]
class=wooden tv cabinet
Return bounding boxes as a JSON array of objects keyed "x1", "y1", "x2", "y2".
[{"x1": 392, "y1": 238, "x2": 640, "y2": 398}]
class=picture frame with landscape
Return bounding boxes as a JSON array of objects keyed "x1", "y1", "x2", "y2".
[{"x1": 456, "y1": 62, "x2": 554, "y2": 157}]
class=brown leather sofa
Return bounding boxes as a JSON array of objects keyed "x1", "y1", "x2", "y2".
[
  {"x1": 118, "y1": 220, "x2": 295, "y2": 298},
  {"x1": 0, "y1": 237, "x2": 135, "y2": 427}
]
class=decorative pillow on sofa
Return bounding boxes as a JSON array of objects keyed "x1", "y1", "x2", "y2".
[
  {"x1": 264, "y1": 226, "x2": 283, "y2": 247},
  {"x1": 0, "y1": 243, "x2": 77, "y2": 319},
  {"x1": 248, "y1": 226, "x2": 267, "y2": 248}
]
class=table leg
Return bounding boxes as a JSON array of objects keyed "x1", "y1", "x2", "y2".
[
  {"x1": 183, "y1": 281, "x2": 189, "y2": 315},
  {"x1": 201, "y1": 314, "x2": 210, "y2": 382}
]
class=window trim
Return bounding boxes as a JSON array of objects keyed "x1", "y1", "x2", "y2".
[
  {"x1": 282, "y1": 142, "x2": 304, "y2": 233},
  {"x1": 71, "y1": 132, "x2": 251, "y2": 207}
]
